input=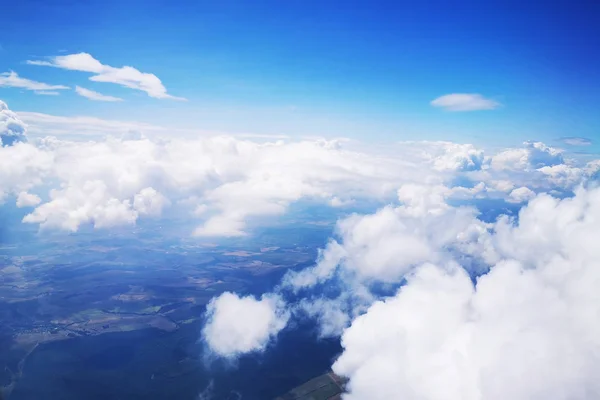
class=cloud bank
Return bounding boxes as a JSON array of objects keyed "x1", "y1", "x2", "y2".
[
  {"x1": 1, "y1": 101, "x2": 599, "y2": 237},
  {"x1": 333, "y1": 187, "x2": 600, "y2": 400}
]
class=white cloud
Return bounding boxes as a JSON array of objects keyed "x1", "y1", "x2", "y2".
[
  {"x1": 75, "y1": 86, "x2": 123, "y2": 102},
  {"x1": 490, "y1": 141, "x2": 564, "y2": 171},
  {"x1": 0, "y1": 71, "x2": 69, "y2": 94},
  {"x1": 287, "y1": 183, "x2": 491, "y2": 289},
  {"x1": 16, "y1": 191, "x2": 41, "y2": 208},
  {"x1": 507, "y1": 186, "x2": 536, "y2": 203},
  {"x1": 431, "y1": 93, "x2": 500, "y2": 112},
  {"x1": 330, "y1": 196, "x2": 355, "y2": 207},
  {"x1": 28, "y1": 53, "x2": 184, "y2": 100},
  {"x1": 429, "y1": 142, "x2": 485, "y2": 171},
  {"x1": 0, "y1": 100, "x2": 28, "y2": 146},
  {"x1": 133, "y1": 187, "x2": 169, "y2": 216},
  {"x1": 202, "y1": 292, "x2": 289, "y2": 358},
  {"x1": 0, "y1": 141, "x2": 52, "y2": 203},
  {"x1": 16, "y1": 110, "x2": 280, "y2": 140},
  {"x1": 17, "y1": 111, "x2": 177, "y2": 138},
  {"x1": 333, "y1": 187, "x2": 600, "y2": 400},
  {"x1": 35, "y1": 91, "x2": 60, "y2": 96},
  {"x1": 559, "y1": 137, "x2": 592, "y2": 146},
  {"x1": 2, "y1": 101, "x2": 599, "y2": 237},
  {"x1": 22, "y1": 181, "x2": 140, "y2": 231}
]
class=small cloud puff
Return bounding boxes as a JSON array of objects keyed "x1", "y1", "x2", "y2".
[
  {"x1": 202, "y1": 292, "x2": 289, "y2": 358},
  {"x1": 16, "y1": 191, "x2": 41, "y2": 208}
]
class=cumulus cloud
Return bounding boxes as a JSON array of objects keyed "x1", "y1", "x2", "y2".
[
  {"x1": 0, "y1": 71, "x2": 69, "y2": 94},
  {"x1": 28, "y1": 53, "x2": 184, "y2": 100},
  {"x1": 559, "y1": 136, "x2": 592, "y2": 146},
  {"x1": 0, "y1": 100, "x2": 28, "y2": 146},
  {"x1": 2, "y1": 101, "x2": 599, "y2": 237},
  {"x1": 22, "y1": 181, "x2": 141, "y2": 231},
  {"x1": 431, "y1": 93, "x2": 500, "y2": 111},
  {"x1": 490, "y1": 141, "x2": 564, "y2": 171},
  {"x1": 202, "y1": 292, "x2": 289, "y2": 358},
  {"x1": 507, "y1": 186, "x2": 536, "y2": 203},
  {"x1": 75, "y1": 86, "x2": 123, "y2": 102},
  {"x1": 332, "y1": 187, "x2": 600, "y2": 400},
  {"x1": 16, "y1": 191, "x2": 41, "y2": 208},
  {"x1": 430, "y1": 142, "x2": 484, "y2": 172},
  {"x1": 133, "y1": 187, "x2": 169, "y2": 216},
  {"x1": 286, "y1": 183, "x2": 491, "y2": 290}
]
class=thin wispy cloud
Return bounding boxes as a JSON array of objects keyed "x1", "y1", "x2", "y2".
[
  {"x1": 75, "y1": 86, "x2": 123, "y2": 102},
  {"x1": 35, "y1": 91, "x2": 61, "y2": 96},
  {"x1": 559, "y1": 136, "x2": 592, "y2": 146},
  {"x1": 0, "y1": 71, "x2": 69, "y2": 94},
  {"x1": 431, "y1": 93, "x2": 500, "y2": 112},
  {"x1": 28, "y1": 53, "x2": 185, "y2": 100}
]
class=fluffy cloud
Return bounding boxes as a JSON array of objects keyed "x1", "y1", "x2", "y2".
[
  {"x1": 286, "y1": 183, "x2": 492, "y2": 292},
  {"x1": 507, "y1": 186, "x2": 536, "y2": 203},
  {"x1": 202, "y1": 292, "x2": 289, "y2": 358},
  {"x1": 333, "y1": 187, "x2": 600, "y2": 400},
  {"x1": 28, "y1": 53, "x2": 183, "y2": 100},
  {"x1": 490, "y1": 141, "x2": 564, "y2": 171},
  {"x1": 431, "y1": 94, "x2": 500, "y2": 111},
  {"x1": 1, "y1": 102, "x2": 598, "y2": 237},
  {"x1": 133, "y1": 187, "x2": 169, "y2": 216},
  {"x1": 0, "y1": 100, "x2": 28, "y2": 146},
  {"x1": 22, "y1": 181, "x2": 147, "y2": 231},
  {"x1": 16, "y1": 191, "x2": 41, "y2": 208},
  {"x1": 75, "y1": 86, "x2": 123, "y2": 102},
  {"x1": 0, "y1": 71, "x2": 69, "y2": 95}
]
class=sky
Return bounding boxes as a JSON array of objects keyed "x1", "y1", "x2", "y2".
[
  {"x1": 2, "y1": 0, "x2": 599, "y2": 148},
  {"x1": 3, "y1": 2, "x2": 600, "y2": 399}
]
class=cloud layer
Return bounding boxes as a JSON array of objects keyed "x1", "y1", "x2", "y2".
[{"x1": 1, "y1": 100, "x2": 598, "y2": 237}]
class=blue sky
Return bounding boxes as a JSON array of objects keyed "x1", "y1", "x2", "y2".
[{"x1": 2, "y1": 0, "x2": 599, "y2": 148}]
